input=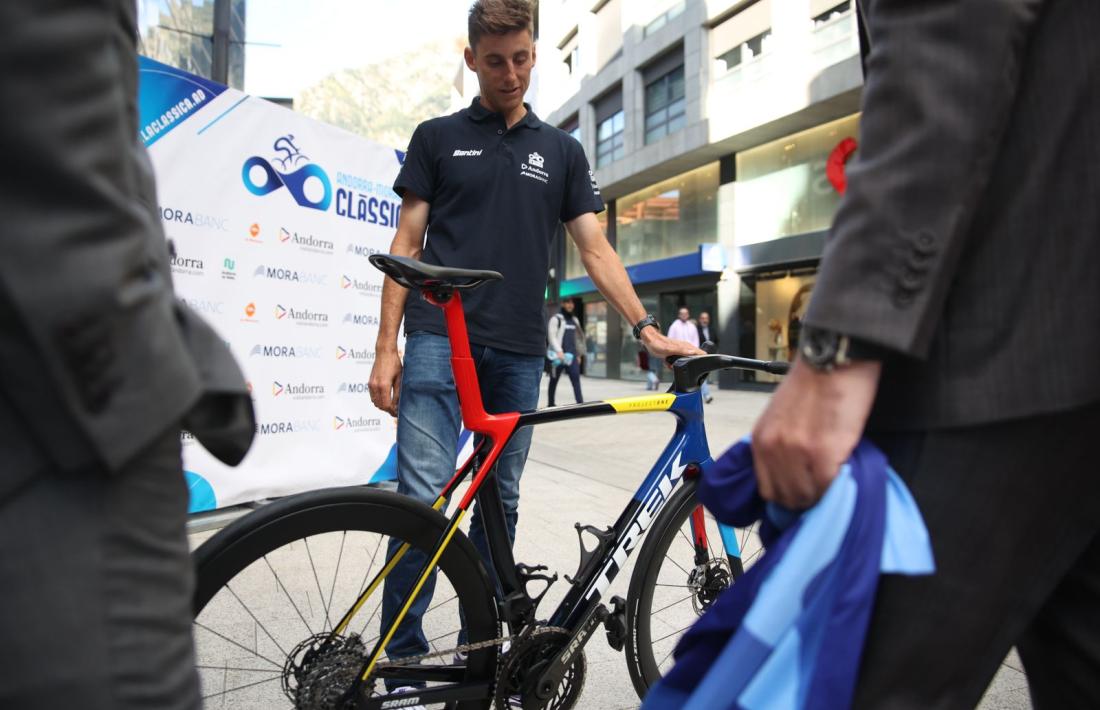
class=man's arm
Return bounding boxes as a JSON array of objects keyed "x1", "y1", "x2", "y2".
[
  {"x1": 564, "y1": 212, "x2": 701, "y2": 359},
  {"x1": 368, "y1": 192, "x2": 429, "y2": 416},
  {"x1": 752, "y1": 0, "x2": 1047, "y2": 508}
]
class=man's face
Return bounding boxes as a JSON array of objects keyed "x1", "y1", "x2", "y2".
[
  {"x1": 563, "y1": 300, "x2": 575, "y2": 314},
  {"x1": 464, "y1": 30, "x2": 536, "y2": 116},
  {"x1": 678, "y1": 308, "x2": 690, "y2": 321},
  {"x1": 699, "y1": 313, "x2": 709, "y2": 326}
]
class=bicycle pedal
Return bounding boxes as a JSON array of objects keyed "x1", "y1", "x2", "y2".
[{"x1": 603, "y1": 595, "x2": 628, "y2": 652}]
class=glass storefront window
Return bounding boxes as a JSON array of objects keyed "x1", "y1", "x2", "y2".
[
  {"x1": 583, "y1": 301, "x2": 608, "y2": 378},
  {"x1": 736, "y1": 269, "x2": 817, "y2": 383},
  {"x1": 616, "y1": 162, "x2": 719, "y2": 268},
  {"x1": 618, "y1": 295, "x2": 659, "y2": 381},
  {"x1": 564, "y1": 210, "x2": 607, "y2": 280},
  {"x1": 733, "y1": 114, "x2": 859, "y2": 245}
]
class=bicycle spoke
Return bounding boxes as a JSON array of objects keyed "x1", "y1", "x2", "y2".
[
  {"x1": 264, "y1": 554, "x2": 315, "y2": 637},
  {"x1": 650, "y1": 594, "x2": 694, "y2": 616},
  {"x1": 324, "y1": 532, "x2": 349, "y2": 631},
  {"x1": 304, "y1": 538, "x2": 333, "y2": 632},
  {"x1": 651, "y1": 623, "x2": 694, "y2": 646},
  {"x1": 196, "y1": 665, "x2": 283, "y2": 674},
  {"x1": 226, "y1": 582, "x2": 292, "y2": 658},
  {"x1": 356, "y1": 537, "x2": 385, "y2": 599},
  {"x1": 661, "y1": 551, "x2": 692, "y2": 578},
  {"x1": 653, "y1": 583, "x2": 695, "y2": 589},
  {"x1": 202, "y1": 674, "x2": 283, "y2": 700},
  {"x1": 193, "y1": 621, "x2": 284, "y2": 670},
  {"x1": 423, "y1": 594, "x2": 458, "y2": 618}
]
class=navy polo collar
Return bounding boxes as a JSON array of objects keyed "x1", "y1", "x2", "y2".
[{"x1": 467, "y1": 97, "x2": 542, "y2": 129}]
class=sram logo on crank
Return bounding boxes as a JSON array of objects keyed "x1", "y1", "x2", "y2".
[{"x1": 584, "y1": 447, "x2": 690, "y2": 600}]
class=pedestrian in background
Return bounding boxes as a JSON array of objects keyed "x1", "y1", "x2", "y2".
[
  {"x1": 547, "y1": 299, "x2": 585, "y2": 406},
  {"x1": 750, "y1": 0, "x2": 1100, "y2": 706}
]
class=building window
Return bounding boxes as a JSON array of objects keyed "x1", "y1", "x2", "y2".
[
  {"x1": 644, "y1": 1, "x2": 685, "y2": 37},
  {"x1": 559, "y1": 26, "x2": 580, "y2": 77},
  {"x1": 560, "y1": 116, "x2": 581, "y2": 145},
  {"x1": 715, "y1": 29, "x2": 772, "y2": 72},
  {"x1": 616, "y1": 162, "x2": 720, "y2": 267},
  {"x1": 596, "y1": 112, "x2": 624, "y2": 167},
  {"x1": 644, "y1": 65, "x2": 686, "y2": 144},
  {"x1": 813, "y1": 0, "x2": 852, "y2": 26}
]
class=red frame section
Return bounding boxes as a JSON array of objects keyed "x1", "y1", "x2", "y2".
[{"x1": 425, "y1": 290, "x2": 520, "y2": 509}]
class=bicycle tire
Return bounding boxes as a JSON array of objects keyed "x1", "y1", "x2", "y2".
[
  {"x1": 192, "y1": 486, "x2": 499, "y2": 709},
  {"x1": 623, "y1": 477, "x2": 762, "y2": 699}
]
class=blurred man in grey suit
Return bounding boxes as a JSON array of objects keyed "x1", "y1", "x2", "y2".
[
  {"x1": 751, "y1": 0, "x2": 1100, "y2": 707},
  {"x1": 0, "y1": 3, "x2": 254, "y2": 708}
]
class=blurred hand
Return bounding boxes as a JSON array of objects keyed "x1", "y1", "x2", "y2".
[
  {"x1": 369, "y1": 348, "x2": 403, "y2": 417},
  {"x1": 640, "y1": 328, "x2": 705, "y2": 361},
  {"x1": 751, "y1": 358, "x2": 882, "y2": 509}
]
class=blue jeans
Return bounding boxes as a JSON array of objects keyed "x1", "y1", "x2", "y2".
[{"x1": 380, "y1": 332, "x2": 542, "y2": 678}]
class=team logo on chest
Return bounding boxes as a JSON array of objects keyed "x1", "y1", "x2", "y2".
[{"x1": 520, "y1": 151, "x2": 550, "y2": 184}]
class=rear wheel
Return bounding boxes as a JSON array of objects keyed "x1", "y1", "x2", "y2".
[
  {"x1": 623, "y1": 477, "x2": 763, "y2": 698},
  {"x1": 191, "y1": 487, "x2": 499, "y2": 708}
]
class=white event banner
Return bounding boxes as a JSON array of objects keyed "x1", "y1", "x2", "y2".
[{"x1": 138, "y1": 57, "x2": 406, "y2": 511}]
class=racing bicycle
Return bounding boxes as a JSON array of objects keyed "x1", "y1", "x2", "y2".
[{"x1": 190, "y1": 254, "x2": 789, "y2": 709}]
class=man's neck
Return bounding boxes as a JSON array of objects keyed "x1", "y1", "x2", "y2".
[{"x1": 480, "y1": 96, "x2": 527, "y2": 129}]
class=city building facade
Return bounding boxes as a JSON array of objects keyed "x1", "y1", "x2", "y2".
[{"x1": 539, "y1": 0, "x2": 863, "y2": 387}]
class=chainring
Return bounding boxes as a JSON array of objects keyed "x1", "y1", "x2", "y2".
[{"x1": 493, "y1": 628, "x2": 585, "y2": 710}]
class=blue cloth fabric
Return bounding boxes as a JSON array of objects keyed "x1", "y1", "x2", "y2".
[
  {"x1": 380, "y1": 331, "x2": 543, "y2": 686},
  {"x1": 642, "y1": 439, "x2": 934, "y2": 710}
]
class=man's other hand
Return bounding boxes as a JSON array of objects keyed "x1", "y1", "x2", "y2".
[
  {"x1": 369, "y1": 348, "x2": 403, "y2": 417},
  {"x1": 751, "y1": 358, "x2": 882, "y2": 509}
]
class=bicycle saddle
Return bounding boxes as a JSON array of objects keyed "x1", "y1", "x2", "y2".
[{"x1": 369, "y1": 254, "x2": 502, "y2": 292}]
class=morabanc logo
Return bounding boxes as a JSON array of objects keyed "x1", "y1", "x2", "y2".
[
  {"x1": 343, "y1": 312, "x2": 380, "y2": 327},
  {"x1": 346, "y1": 243, "x2": 383, "y2": 259},
  {"x1": 337, "y1": 382, "x2": 371, "y2": 395},
  {"x1": 249, "y1": 343, "x2": 323, "y2": 359},
  {"x1": 256, "y1": 419, "x2": 322, "y2": 436},
  {"x1": 253, "y1": 263, "x2": 329, "y2": 286}
]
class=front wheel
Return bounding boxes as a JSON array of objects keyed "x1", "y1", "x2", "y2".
[
  {"x1": 191, "y1": 487, "x2": 500, "y2": 709},
  {"x1": 623, "y1": 477, "x2": 763, "y2": 699}
]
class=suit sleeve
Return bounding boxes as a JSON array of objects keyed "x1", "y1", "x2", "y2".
[{"x1": 805, "y1": 0, "x2": 1047, "y2": 358}]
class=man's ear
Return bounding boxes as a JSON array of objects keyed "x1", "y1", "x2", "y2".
[
  {"x1": 464, "y1": 45, "x2": 476, "y2": 71},
  {"x1": 530, "y1": 42, "x2": 537, "y2": 68}
]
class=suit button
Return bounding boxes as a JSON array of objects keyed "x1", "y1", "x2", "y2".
[
  {"x1": 914, "y1": 231, "x2": 936, "y2": 256},
  {"x1": 899, "y1": 271, "x2": 923, "y2": 292},
  {"x1": 893, "y1": 290, "x2": 915, "y2": 308}
]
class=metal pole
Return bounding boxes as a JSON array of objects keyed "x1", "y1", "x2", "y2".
[{"x1": 211, "y1": 0, "x2": 231, "y2": 85}]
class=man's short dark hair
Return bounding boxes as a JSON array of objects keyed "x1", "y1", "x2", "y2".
[{"x1": 468, "y1": 0, "x2": 534, "y2": 49}]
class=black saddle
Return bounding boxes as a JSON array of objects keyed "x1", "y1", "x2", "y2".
[{"x1": 368, "y1": 254, "x2": 501, "y2": 293}]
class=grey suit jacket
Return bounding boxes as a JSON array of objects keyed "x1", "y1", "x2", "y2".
[
  {"x1": 806, "y1": 0, "x2": 1100, "y2": 429},
  {"x1": 0, "y1": 1, "x2": 253, "y2": 483}
]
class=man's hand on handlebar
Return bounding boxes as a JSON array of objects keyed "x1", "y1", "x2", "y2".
[
  {"x1": 369, "y1": 346, "x2": 403, "y2": 417},
  {"x1": 639, "y1": 328, "x2": 705, "y2": 362}
]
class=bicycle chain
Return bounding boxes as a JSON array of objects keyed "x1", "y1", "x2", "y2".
[{"x1": 373, "y1": 625, "x2": 570, "y2": 669}]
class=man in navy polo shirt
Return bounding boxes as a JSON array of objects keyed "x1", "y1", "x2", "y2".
[{"x1": 368, "y1": 0, "x2": 700, "y2": 679}]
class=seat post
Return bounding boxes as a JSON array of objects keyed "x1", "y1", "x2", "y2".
[{"x1": 427, "y1": 290, "x2": 490, "y2": 430}]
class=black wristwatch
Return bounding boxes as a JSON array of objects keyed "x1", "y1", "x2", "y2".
[
  {"x1": 632, "y1": 314, "x2": 660, "y2": 340},
  {"x1": 799, "y1": 325, "x2": 885, "y2": 371}
]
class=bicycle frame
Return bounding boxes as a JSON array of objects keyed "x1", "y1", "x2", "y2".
[{"x1": 347, "y1": 288, "x2": 747, "y2": 708}]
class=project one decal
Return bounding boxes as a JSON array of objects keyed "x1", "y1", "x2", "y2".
[{"x1": 242, "y1": 134, "x2": 334, "y2": 211}]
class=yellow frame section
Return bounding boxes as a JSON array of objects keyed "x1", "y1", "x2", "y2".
[
  {"x1": 330, "y1": 496, "x2": 448, "y2": 637},
  {"x1": 605, "y1": 394, "x2": 676, "y2": 413},
  {"x1": 360, "y1": 508, "x2": 469, "y2": 681}
]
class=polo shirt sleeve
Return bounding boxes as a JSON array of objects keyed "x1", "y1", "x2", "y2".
[
  {"x1": 393, "y1": 122, "x2": 435, "y2": 202},
  {"x1": 559, "y1": 138, "x2": 605, "y2": 222}
]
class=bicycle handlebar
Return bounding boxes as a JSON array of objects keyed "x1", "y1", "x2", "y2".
[{"x1": 664, "y1": 341, "x2": 790, "y2": 393}]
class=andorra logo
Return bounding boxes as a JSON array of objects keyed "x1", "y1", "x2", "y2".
[
  {"x1": 279, "y1": 227, "x2": 292, "y2": 242},
  {"x1": 242, "y1": 134, "x2": 333, "y2": 212},
  {"x1": 274, "y1": 304, "x2": 288, "y2": 320},
  {"x1": 336, "y1": 345, "x2": 348, "y2": 360},
  {"x1": 272, "y1": 381, "x2": 284, "y2": 397}
]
